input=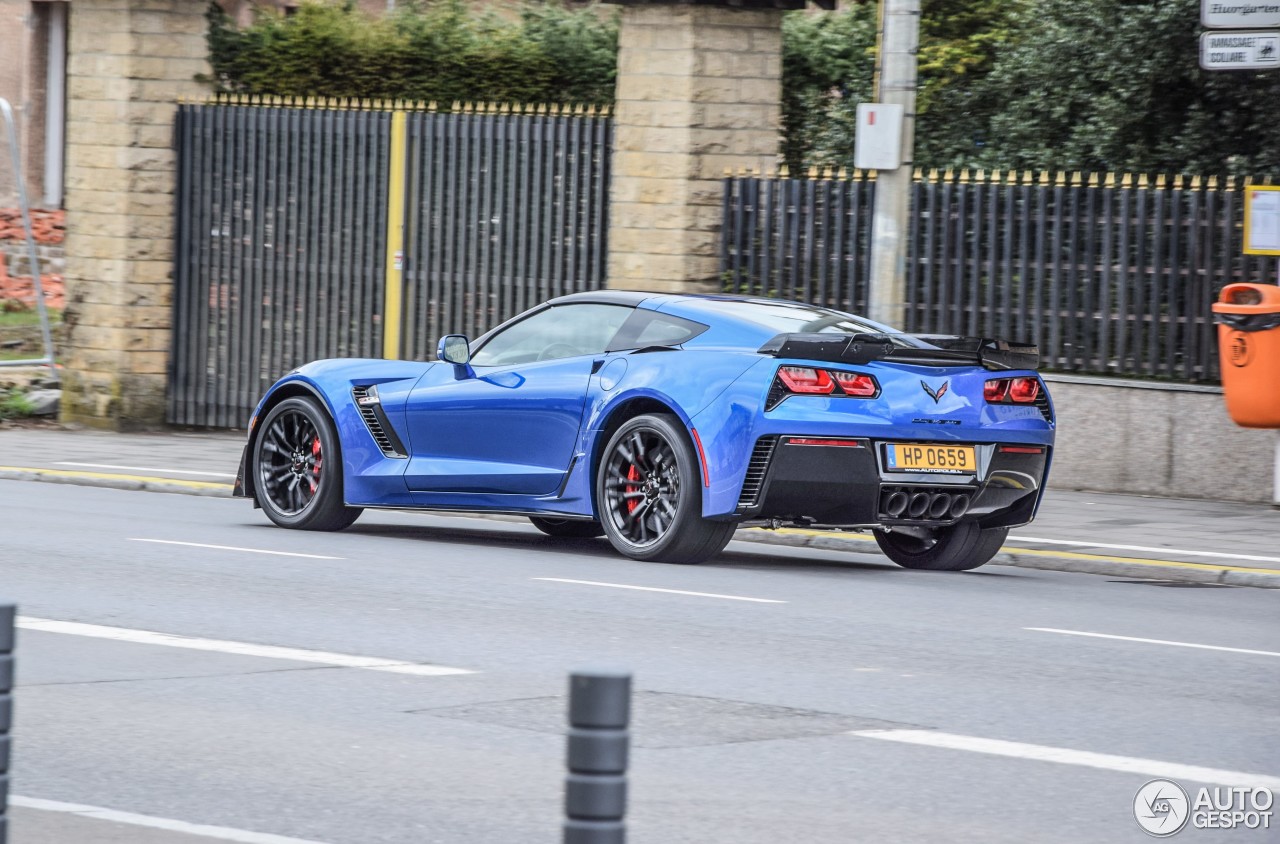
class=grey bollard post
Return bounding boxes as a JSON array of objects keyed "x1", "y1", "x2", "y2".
[
  {"x1": 564, "y1": 668, "x2": 631, "y2": 844},
  {"x1": 0, "y1": 604, "x2": 13, "y2": 844}
]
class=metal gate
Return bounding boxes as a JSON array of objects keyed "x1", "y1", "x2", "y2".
[
  {"x1": 722, "y1": 169, "x2": 1280, "y2": 383},
  {"x1": 171, "y1": 99, "x2": 611, "y2": 428}
]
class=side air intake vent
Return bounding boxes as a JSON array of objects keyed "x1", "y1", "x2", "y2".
[
  {"x1": 1033, "y1": 389, "x2": 1053, "y2": 424},
  {"x1": 737, "y1": 436, "x2": 779, "y2": 508},
  {"x1": 352, "y1": 386, "x2": 407, "y2": 458}
]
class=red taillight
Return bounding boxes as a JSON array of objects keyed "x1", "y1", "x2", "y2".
[
  {"x1": 787, "y1": 437, "x2": 864, "y2": 447},
  {"x1": 1008, "y1": 377, "x2": 1040, "y2": 403},
  {"x1": 985, "y1": 377, "x2": 1040, "y2": 404},
  {"x1": 778, "y1": 366, "x2": 835, "y2": 394},
  {"x1": 832, "y1": 371, "x2": 877, "y2": 397}
]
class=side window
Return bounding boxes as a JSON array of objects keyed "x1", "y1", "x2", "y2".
[
  {"x1": 607, "y1": 310, "x2": 708, "y2": 352},
  {"x1": 470, "y1": 304, "x2": 632, "y2": 367}
]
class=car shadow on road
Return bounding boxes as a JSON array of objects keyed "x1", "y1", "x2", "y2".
[{"x1": 243, "y1": 518, "x2": 1024, "y2": 578}]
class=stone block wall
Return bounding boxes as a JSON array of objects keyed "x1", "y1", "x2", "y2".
[
  {"x1": 609, "y1": 5, "x2": 784, "y2": 293},
  {"x1": 1045, "y1": 375, "x2": 1276, "y2": 503},
  {"x1": 60, "y1": 0, "x2": 208, "y2": 429}
]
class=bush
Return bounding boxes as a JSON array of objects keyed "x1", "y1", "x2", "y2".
[
  {"x1": 205, "y1": 0, "x2": 1279, "y2": 175},
  {"x1": 205, "y1": 0, "x2": 617, "y2": 105}
]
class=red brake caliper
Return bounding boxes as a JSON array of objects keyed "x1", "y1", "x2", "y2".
[
  {"x1": 310, "y1": 436, "x2": 322, "y2": 494},
  {"x1": 625, "y1": 464, "x2": 640, "y2": 514}
]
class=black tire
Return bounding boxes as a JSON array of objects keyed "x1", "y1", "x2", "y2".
[
  {"x1": 874, "y1": 522, "x2": 1008, "y2": 571},
  {"x1": 253, "y1": 396, "x2": 362, "y2": 532},
  {"x1": 529, "y1": 517, "x2": 605, "y2": 539},
  {"x1": 596, "y1": 414, "x2": 736, "y2": 564}
]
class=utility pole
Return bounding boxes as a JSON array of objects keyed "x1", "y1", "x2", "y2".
[{"x1": 866, "y1": 0, "x2": 921, "y2": 328}]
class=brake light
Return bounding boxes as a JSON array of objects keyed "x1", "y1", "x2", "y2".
[
  {"x1": 778, "y1": 366, "x2": 835, "y2": 394},
  {"x1": 831, "y1": 371, "x2": 877, "y2": 397},
  {"x1": 1008, "y1": 377, "x2": 1040, "y2": 403},
  {"x1": 985, "y1": 377, "x2": 1040, "y2": 404}
]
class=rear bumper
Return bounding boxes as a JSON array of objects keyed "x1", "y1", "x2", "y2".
[{"x1": 736, "y1": 435, "x2": 1049, "y2": 530}]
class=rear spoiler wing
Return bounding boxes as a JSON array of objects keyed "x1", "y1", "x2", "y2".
[{"x1": 758, "y1": 333, "x2": 1040, "y2": 371}]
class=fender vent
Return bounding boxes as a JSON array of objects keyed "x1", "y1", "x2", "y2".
[
  {"x1": 352, "y1": 386, "x2": 407, "y2": 458},
  {"x1": 1033, "y1": 389, "x2": 1053, "y2": 423},
  {"x1": 737, "y1": 436, "x2": 778, "y2": 508}
]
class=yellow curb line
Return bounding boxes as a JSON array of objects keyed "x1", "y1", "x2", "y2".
[
  {"x1": 0, "y1": 466, "x2": 232, "y2": 492},
  {"x1": 755, "y1": 527, "x2": 1280, "y2": 578},
  {"x1": 3, "y1": 470, "x2": 1275, "y2": 579}
]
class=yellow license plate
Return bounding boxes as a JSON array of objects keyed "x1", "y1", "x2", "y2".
[{"x1": 885, "y1": 443, "x2": 976, "y2": 474}]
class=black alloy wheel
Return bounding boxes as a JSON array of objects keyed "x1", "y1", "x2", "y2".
[
  {"x1": 253, "y1": 396, "x2": 362, "y2": 531},
  {"x1": 873, "y1": 522, "x2": 1008, "y2": 571},
  {"x1": 596, "y1": 414, "x2": 736, "y2": 564}
]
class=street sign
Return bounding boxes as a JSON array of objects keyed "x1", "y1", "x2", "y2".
[
  {"x1": 1244, "y1": 186, "x2": 1280, "y2": 255},
  {"x1": 1199, "y1": 30, "x2": 1280, "y2": 69},
  {"x1": 1202, "y1": 1, "x2": 1280, "y2": 29}
]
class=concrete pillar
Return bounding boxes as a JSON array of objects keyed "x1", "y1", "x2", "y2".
[
  {"x1": 59, "y1": 0, "x2": 209, "y2": 430},
  {"x1": 607, "y1": 5, "x2": 785, "y2": 293}
]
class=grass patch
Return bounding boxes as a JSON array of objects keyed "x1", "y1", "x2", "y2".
[
  {"x1": 0, "y1": 388, "x2": 35, "y2": 419},
  {"x1": 0, "y1": 308, "x2": 63, "y2": 327}
]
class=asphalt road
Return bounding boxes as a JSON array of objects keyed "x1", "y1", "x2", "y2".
[{"x1": 2, "y1": 480, "x2": 1278, "y2": 843}]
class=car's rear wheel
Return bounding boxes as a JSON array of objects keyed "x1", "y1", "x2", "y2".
[
  {"x1": 254, "y1": 396, "x2": 362, "y2": 531},
  {"x1": 597, "y1": 414, "x2": 735, "y2": 564},
  {"x1": 873, "y1": 522, "x2": 1007, "y2": 571},
  {"x1": 529, "y1": 517, "x2": 605, "y2": 539}
]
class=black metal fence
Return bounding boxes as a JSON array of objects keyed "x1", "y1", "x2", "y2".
[
  {"x1": 402, "y1": 105, "x2": 612, "y2": 359},
  {"x1": 171, "y1": 100, "x2": 611, "y2": 428},
  {"x1": 722, "y1": 170, "x2": 1279, "y2": 383},
  {"x1": 172, "y1": 101, "x2": 392, "y2": 428}
]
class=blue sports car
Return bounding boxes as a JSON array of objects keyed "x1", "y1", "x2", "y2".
[{"x1": 234, "y1": 292, "x2": 1055, "y2": 570}]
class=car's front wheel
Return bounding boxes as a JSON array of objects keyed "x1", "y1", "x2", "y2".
[
  {"x1": 597, "y1": 414, "x2": 735, "y2": 564},
  {"x1": 254, "y1": 396, "x2": 362, "y2": 531},
  {"x1": 873, "y1": 522, "x2": 1007, "y2": 571}
]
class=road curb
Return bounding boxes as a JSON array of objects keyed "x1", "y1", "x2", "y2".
[
  {"x1": 0, "y1": 467, "x2": 234, "y2": 498},
  {"x1": 4, "y1": 467, "x2": 1277, "y2": 588},
  {"x1": 732, "y1": 528, "x2": 1280, "y2": 589}
]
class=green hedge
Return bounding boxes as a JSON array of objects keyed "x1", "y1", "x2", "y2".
[
  {"x1": 205, "y1": 0, "x2": 617, "y2": 106},
  {"x1": 207, "y1": 0, "x2": 1279, "y2": 176}
]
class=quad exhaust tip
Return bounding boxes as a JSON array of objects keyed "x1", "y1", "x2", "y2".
[{"x1": 880, "y1": 488, "x2": 973, "y2": 522}]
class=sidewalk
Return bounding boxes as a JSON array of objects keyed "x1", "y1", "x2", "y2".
[{"x1": 2, "y1": 425, "x2": 1278, "y2": 588}]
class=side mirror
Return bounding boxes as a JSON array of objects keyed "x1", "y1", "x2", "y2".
[
  {"x1": 437, "y1": 334, "x2": 475, "y2": 380},
  {"x1": 437, "y1": 334, "x2": 471, "y2": 365}
]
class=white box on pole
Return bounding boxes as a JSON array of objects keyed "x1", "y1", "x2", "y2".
[{"x1": 854, "y1": 103, "x2": 904, "y2": 171}]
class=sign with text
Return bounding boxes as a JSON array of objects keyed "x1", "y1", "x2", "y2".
[
  {"x1": 1199, "y1": 30, "x2": 1280, "y2": 69},
  {"x1": 1244, "y1": 186, "x2": 1280, "y2": 255},
  {"x1": 1202, "y1": 1, "x2": 1280, "y2": 29}
]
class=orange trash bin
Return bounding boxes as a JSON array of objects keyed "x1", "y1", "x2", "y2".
[{"x1": 1212, "y1": 283, "x2": 1280, "y2": 428}]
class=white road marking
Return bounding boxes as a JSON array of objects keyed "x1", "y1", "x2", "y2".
[
  {"x1": 849, "y1": 730, "x2": 1280, "y2": 791},
  {"x1": 10, "y1": 796, "x2": 330, "y2": 844},
  {"x1": 129, "y1": 538, "x2": 343, "y2": 560},
  {"x1": 533, "y1": 577, "x2": 786, "y2": 604},
  {"x1": 55, "y1": 461, "x2": 237, "y2": 478},
  {"x1": 16, "y1": 617, "x2": 474, "y2": 677},
  {"x1": 1008, "y1": 534, "x2": 1280, "y2": 564},
  {"x1": 1026, "y1": 627, "x2": 1280, "y2": 658}
]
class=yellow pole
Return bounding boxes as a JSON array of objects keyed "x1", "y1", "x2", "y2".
[{"x1": 382, "y1": 110, "x2": 408, "y2": 359}]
